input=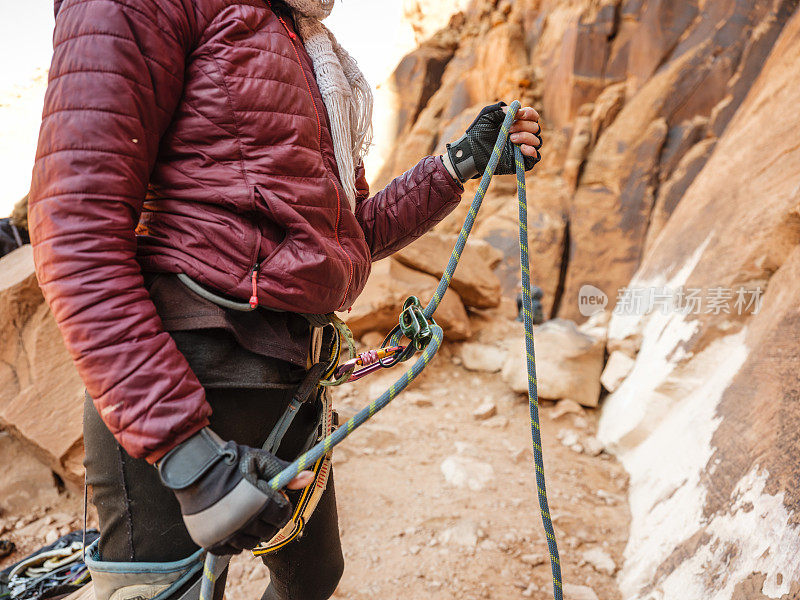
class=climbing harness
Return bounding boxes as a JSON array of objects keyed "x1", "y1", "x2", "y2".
[{"x1": 196, "y1": 100, "x2": 563, "y2": 600}]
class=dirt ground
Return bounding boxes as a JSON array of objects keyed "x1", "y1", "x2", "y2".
[{"x1": 0, "y1": 318, "x2": 630, "y2": 600}]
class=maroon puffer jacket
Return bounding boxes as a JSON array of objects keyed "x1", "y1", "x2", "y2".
[{"x1": 29, "y1": 0, "x2": 463, "y2": 462}]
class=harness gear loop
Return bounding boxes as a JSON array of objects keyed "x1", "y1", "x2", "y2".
[{"x1": 201, "y1": 100, "x2": 562, "y2": 600}]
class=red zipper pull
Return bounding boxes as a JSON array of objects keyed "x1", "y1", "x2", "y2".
[
  {"x1": 274, "y1": 12, "x2": 298, "y2": 41},
  {"x1": 249, "y1": 264, "x2": 260, "y2": 309}
]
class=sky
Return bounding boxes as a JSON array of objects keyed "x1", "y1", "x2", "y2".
[{"x1": 0, "y1": 0, "x2": 417, "y2": 216}]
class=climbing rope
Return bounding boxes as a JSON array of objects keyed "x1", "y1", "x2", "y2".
[{"x1": 200, "y1": 100, "x2": 562, "y2": 600}]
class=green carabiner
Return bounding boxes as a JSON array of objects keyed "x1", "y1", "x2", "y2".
[{"x1": 399, "y1": 296, "x2": 432, "y2": 350}]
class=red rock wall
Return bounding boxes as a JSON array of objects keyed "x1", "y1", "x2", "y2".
[
  {"x1": 377, "y1": 0, "x2": 798, "y2": 322},
  {"x1": 382, "y1": 1, "x2": 800, "y2": 595}
]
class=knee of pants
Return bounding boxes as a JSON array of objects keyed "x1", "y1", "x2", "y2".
[
  {"x1": 263, "y1": 549, "x2": 344, "y2": 600},
  {"x1": 312, "y1": 550, "x2": 344, "y2": 600}
]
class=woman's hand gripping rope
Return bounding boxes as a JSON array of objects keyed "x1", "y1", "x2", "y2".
[{"x1": 201, "y1": 100, "x2": 561, "y2": 600}]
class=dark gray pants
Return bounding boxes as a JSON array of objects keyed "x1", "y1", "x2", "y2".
[{"x1": 83, "y1": 331, "x2": 344, "y2": 600}]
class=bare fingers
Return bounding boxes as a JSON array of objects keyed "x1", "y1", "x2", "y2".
[
  {"x1": 502, "y1": 105, "x2": 540, "y2": 122},
  {"x1": 509, "y1": 130, "x2": 542, "y2": 148},
  {"x1": 517, "y1": 144, "x2": 540, "y2": 159},
  {"x1": 286, "y1": 470, "x2": 315, "y2": 490}
]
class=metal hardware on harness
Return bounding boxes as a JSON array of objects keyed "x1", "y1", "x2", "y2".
[
  {"x1": 200, "y1": 101, "x2": 563, "y2": 600},
  {"x1": 399, "y1": 296, "x2": 432, "y2": 350},
  {"x1": 333, "y1": 345, "x2": 405, "y2": 382}
]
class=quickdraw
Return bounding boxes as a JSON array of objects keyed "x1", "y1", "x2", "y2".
[{"x1": 200, "y1": 101, "x2": 563, "y2": 600}]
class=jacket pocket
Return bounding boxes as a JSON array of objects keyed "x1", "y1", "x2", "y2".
[{"x1": 253, "y1": 185, "x2": 292, "y2": 269}]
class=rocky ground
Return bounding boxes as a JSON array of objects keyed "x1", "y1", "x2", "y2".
[{"x1": 0, "y1": 314, "x2": 630, "y2": 600}]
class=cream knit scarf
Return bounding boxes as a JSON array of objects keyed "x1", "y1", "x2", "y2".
[{"x1": 283, "y1": 0, "x2": 373, "y2": 209}]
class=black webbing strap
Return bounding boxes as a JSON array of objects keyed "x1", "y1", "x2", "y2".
[{"x1": 262, "y1": 362, "x2": 327, "y2": 455}]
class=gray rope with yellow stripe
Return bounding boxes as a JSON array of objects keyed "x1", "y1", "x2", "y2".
[{"x1": 200, "y1": 100, "x2": 562, "y2": 600}]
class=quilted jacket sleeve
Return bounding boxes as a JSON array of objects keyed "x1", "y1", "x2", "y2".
[
  {"x1": 28, "y1": 0, "x2": 210, "y2": 463},
  {"x1": 355, "y1": 155, "x2": 464, "y2": 261}
]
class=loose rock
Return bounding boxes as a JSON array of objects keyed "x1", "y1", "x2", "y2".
[
  {"x1": 520, "y1": 553, "x2": 546, "y2": 566},
  {"x1": 562, "y1": 583, "x2": 600, "y2": 600},
  {"x1": 472, "y1": 401, "x2": 497, "y2": 421},
  {"x1": 481, "y1": 415, "x2": 509, "y2": 429},
  {"x1": 459, "y1": 343, "x2": 506, "y2": 373},
  {"x1": 582, "y1": 547, "x2": 617, "y2": 575},
  {"x1": 441, "y1": 455, "x2": 495, "y2": 491},
  {"x1": 583, "y1": 436, "x2": 605, "y2": 457},
  {"x1": 439, "y1": 520, "x2": 483, "y2": 548}
]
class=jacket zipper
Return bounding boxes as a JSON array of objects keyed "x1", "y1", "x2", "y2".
[
  {"x1": 249, "y1": 262, "x2": 260, "y2": 309},
  {"x1": 269, "y1": 4, "x2": 355, "y2": 310}
]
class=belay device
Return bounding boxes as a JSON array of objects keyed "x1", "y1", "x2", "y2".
[{"x1": 200, "y1": 100, "x2": 563, "y2": 600}]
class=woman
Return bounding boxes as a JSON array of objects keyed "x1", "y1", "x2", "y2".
[{"x1": 28, "y1": 0, "x2": 543, "y2": 598}]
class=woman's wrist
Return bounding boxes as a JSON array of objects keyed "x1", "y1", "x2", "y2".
[{"x1": 440, "y1": 153, "x2": 460, "y2": 182}]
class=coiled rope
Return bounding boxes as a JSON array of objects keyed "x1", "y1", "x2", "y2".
[{"x1": 200, "y1": 100, "x2": 562, "y2": 600}]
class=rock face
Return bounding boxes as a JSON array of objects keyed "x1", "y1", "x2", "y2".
[
  {"x1": 502, "y1": 319, "x2": 604, "y2": 407},
  {"x1": 376, "y1": 0, "x2": 797, "y2": 325},
  {"x1": 0, "y1": 246, "x2": 85, "y2": 488},
  {"x1": 598, "y1": 10, "x2": 800, "y2": 598}
]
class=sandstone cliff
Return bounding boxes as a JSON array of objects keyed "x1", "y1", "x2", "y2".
[
  {"x1": 384, "y1": 0, "x2": 797, "y2": 323},
  {"x1": 382, "y1": 0, "x2": 800, "y2": 598}
]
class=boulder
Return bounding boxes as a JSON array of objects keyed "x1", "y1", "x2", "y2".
[
  {"x1": 0, "y1": 246, "x2": 85, "y2": 488},
  {"x1": 344, "y1": 259, "x2": 471, "y2": 341},
  {"x1": 502, "y1": 319, "x2": 604, "y2": 407},
  {"x1": 393, "y1": 232, "x2": 501, "y2": 309},
  {"x1": 0, "y1": 429, "x2": 59, "y2": 513}
]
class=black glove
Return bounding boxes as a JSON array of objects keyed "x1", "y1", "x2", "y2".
[
  {"x1": 446, "y1": 101, "x2": 541, "y2": 182},
  {"x1": 157, "y1": 428, "x2": 292, "y2": 555}
]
